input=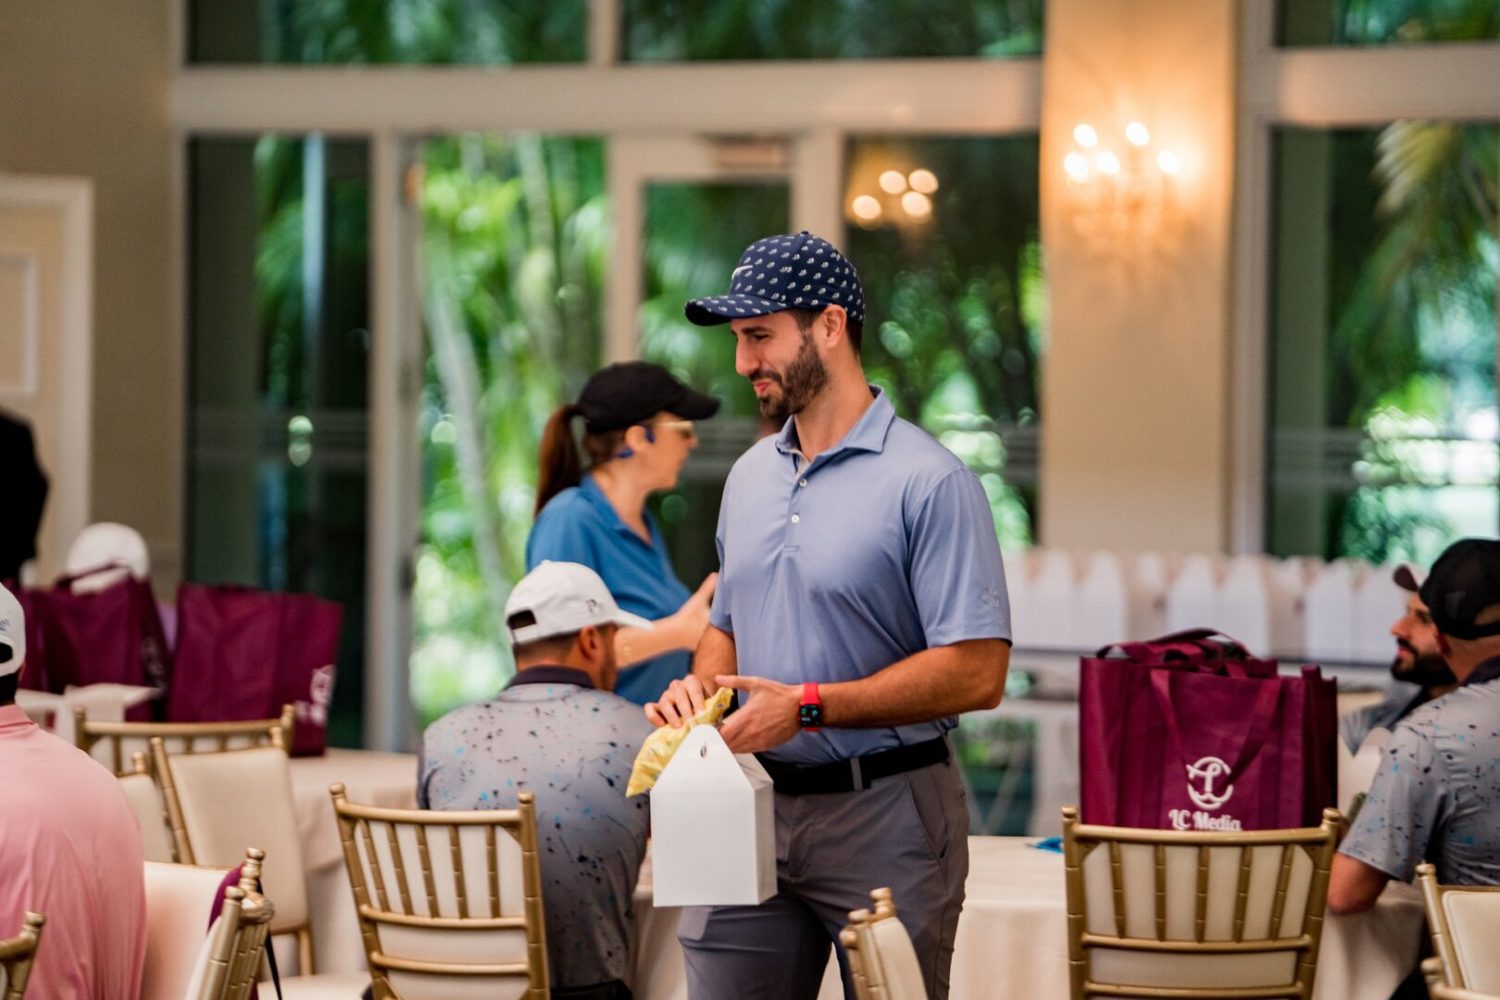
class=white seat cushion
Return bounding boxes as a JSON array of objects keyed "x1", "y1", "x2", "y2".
[
  {"x1": 168, "y1": 746, "x2": 309, "y2": 933},
  {"x1": 271, "y1": 972, "x2": 374, "y2": 999},
  {"x1": 142, "y1": 861, "x2": 231, "y2": 1000}
]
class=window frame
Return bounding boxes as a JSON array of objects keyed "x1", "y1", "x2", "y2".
[
  {"x1": 1230, "y1": 1, "x2": 1500, "y2": 553},
  {"x1": 169, "y1": 0, "x2": 1044, "y2": 750}
]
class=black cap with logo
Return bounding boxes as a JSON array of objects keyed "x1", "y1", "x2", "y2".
[
  {"x1": 576, "y1": 362, "x2": 720, "y2": 434},
  {"x1": 1418, "y1": 538, "x2": 1500, "y2": 640}
]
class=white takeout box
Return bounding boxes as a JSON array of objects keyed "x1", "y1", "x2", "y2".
[{"x1": 650, "y1": 724, "x2": 776, "y2": 907}]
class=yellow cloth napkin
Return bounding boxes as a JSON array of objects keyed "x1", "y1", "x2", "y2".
[{"x1": 626, "y1": 686, "x2": 735, "y2": 797}]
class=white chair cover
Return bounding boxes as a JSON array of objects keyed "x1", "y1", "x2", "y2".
[{"x1": 142, "y1": 861, "x2": 231, "y2": 1000}]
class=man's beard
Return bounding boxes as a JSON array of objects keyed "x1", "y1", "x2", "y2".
[
  {"x1": 752, "y1": 330, "x2": 829, "y2": 424},
  {"x1": 1391, "y1": 643, "x2": 1456, "y2": 688}
]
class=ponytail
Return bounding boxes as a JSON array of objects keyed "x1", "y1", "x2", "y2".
[{"x1": 535, "y1": 404, "x2": 584, "y2": 515}]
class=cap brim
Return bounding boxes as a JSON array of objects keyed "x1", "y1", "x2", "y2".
[
  {"x1": 685, "y1": 293, "x2": 789, "y2": 326},
  {"x1": 1393, "y1": 564, "x2": 1422, "y2": 592},
  {"x1": 668, "y1": 385, "x2": 721, "y2": 421}
]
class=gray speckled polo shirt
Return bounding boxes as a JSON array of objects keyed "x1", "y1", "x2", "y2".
[
  {"x1": 1340, "y1": 657, "x2": 1500, "y2": 885},
  {"x1": 419, "y1": 667, "x2": 654, "y2": 988}
]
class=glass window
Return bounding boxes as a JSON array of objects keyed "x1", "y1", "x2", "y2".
[
  {"x1": 846, "y1": 136, "x2": 1044, "y2": 547},
  {"x1": 1267, "y1": 124, "x2": 1498, "y2": 564},
  {"x1": 622, "y1": 0, "x2": 1044, "y2": 61},
  {"x1": 638, "y1": 182, "x2": 790, "y2": 587},
  {"x1": 1278, "y1": 0, "x2": 1500, "y2": 46},
  {"x1": 190, "y1": 0, "x2": 586, "y2": 64},
  {"x1": 187, "y1": 135, "x2": 371, "y2": 746},
  {"x1": 413, "y1": 133, "x2": 606, "y2": 725}
]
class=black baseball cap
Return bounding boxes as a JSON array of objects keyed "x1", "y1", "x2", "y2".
[
  {"x1": 684, "y1": 231, "x2": 865, "y2": 327},
  {"x1": 1418, "y1": 538, "x2": 1500, "y2": 640},
  {"x1": 576, "y1": 362, "x2": 720, "y2": 433}
]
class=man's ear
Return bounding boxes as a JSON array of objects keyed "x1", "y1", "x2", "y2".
[
  {"x1": 819, "y1": 305, "x2": 849, "y2": 350},
  {"x1": 1438, "y1": 632, "x2": 1453, "y2": 656}
]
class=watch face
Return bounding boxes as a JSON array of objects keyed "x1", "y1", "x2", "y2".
[{"x1": 799, "y1": 703, "x2": 822, "y2": 728}]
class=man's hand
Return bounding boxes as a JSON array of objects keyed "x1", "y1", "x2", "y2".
[
  {"x1": 716, "y1": 675, "x2": 800, "y2": 753},
  {"x1": 644, "y1": 674, "x2": 710, "y2": 728}
]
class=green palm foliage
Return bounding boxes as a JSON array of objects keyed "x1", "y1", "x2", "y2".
[{"x1": 414, "y1": 135, "x2": 606, "y2": 721}]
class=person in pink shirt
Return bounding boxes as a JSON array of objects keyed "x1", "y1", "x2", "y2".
[{"x1": 0, "y1": 583, "x2": 147, "y2": 999}]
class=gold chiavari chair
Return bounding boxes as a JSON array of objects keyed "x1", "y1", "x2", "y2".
[
  {"x1": 839, "y1": 887, "x2": 930, "y2": 1000},
  {"x1": 75, "y1": 704, "x2": 295, "y2": 776},
  {"x1": 151, "y1": 737, "x2": 316, "y2": 975},
  {"x1": 196, "y1": 848, "x2": 277, "y2": 1000},
  {"x1": 1061, "y1": 806, "x2": 1340, "y2": 1000},
  {"x1": 0, "y1": 913, "x2": 44, "y2": 1000},
  {"x1": 1418, "y1": 862, "x2": 1500, "y2": 997},
  {"x1": 145, "y1": 848, "x2": 277, "y2": 1000},
  {"x1": 1424, "y1": 958, "x2": 1500, "y2": 1000},
  {"x1": 330, "y1": 783, "x2": 549, "y2": 1000},
  {"x1": 118, "y1": 750, "x2": 178, "y2": 862}
]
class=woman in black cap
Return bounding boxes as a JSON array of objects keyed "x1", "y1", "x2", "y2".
[{"x1": 526, "y1": 361, "x2": 721, "y2": 705}]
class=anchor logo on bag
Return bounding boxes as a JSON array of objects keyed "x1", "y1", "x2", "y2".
[{"x1": 1184, "y1": 756, "x2": 1234, "y2": 811}]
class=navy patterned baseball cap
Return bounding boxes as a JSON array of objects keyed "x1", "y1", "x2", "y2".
[{"x1": 684, "y1": 231, "x2": 865, "y2": 327}]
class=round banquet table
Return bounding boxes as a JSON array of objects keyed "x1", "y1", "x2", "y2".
[
  {"x1": 633, "y1": 837, "x2": 1425, "y2": 1000},
  {"x1": 280, "y1": 757, "x2": 1426, "y2": 1000},
  {"x1": 286, "y1": 748, "x2": 421, "y2": 974}
]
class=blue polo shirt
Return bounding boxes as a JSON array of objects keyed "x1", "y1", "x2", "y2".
[
  {"x1": 526, "y1": 475, "x2": 693, "y2": 705},
  {"x1": 710, "y1": 386, "x2": 1012, "y2": 765}
]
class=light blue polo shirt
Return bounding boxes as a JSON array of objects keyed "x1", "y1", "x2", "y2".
[
  {"x1": 710, "y1": 386, "x2": 1011, "y2": 765},
  {"x1": 526, "y1": 475, "x2": 693, "y2": 705}
]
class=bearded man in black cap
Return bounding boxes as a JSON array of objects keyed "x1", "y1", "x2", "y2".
[
  {"x1": 1339, "y1": 563, "x2": 1458, "y2": 754},
  {"x1": 1328, "y1": 538, "x2": 1500, "y2": 917}
]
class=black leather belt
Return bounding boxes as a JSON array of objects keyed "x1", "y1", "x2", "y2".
[{"x1": 756, "y1": 737, "x2": 950, "y2": 795}]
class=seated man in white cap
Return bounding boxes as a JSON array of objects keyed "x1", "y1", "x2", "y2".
[
  {"x1": 419, "y1": 562, "x2": 656, "y2": 1000},
  {"x1": 0, "y1": 583, "x2": 147, "y2": 998}
]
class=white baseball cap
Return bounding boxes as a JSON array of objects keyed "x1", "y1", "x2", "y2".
[
  {"x1": 0, "y1": 584, "x2": 24, "y2": 678},
  {"x1": 505, "y1": 562, "x2": 652, "y2": 645}
]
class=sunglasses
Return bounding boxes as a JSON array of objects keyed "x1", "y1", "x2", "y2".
[{"x1": 644, "y1": 419, "x2": 697, "y2": 440}]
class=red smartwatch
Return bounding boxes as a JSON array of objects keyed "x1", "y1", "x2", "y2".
[{"x1": 798, "y1": 682, "x2": 823, "y2": 731}]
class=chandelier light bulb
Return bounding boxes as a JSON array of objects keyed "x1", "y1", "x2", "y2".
[
  {"x1": 1157, "y1": 150, "x2": 1183, "y2": 176},
  {"x1": 1073, "y1": 123, "x2": 1098, "y2": 148},
  {"x1": 907, "y1": 168, "x2": 939, "y2": 194},
  {"x1": 1063, "y1": 152, "x2": 1090, "y2": 181},
  {"x1": 878, "y1": 170, "x2": 908, "y2": 194},
  {"x1": 900, "y1": 190, "x2": 933, "y2": 218},
  {"x1": 1096, "y1": 151, "x2": 1122, "y2": 175},
  {"x1": 1125, "y1": 121, "x2": 1150, "y2": 147},
  {"x1": 851, "y1": 194, "x2": 883, "y2": 221}
]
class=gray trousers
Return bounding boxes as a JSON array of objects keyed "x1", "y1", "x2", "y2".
[{"x1": 677, "y1": 754, "x2": 969, "y2": 1000}]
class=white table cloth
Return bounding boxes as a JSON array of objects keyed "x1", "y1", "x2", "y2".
[
  {"x1": 286, "y1": 748, "x2": 419, "y2": 974},
  {"x1": 634, "y1": 837, "x2": 1425, "y2": 1000}
]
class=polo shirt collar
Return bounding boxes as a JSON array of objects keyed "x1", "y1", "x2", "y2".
[
  {"x1": 0, "y1": 704, "x2": 35, "y2": 736},
  {"x1": 774, "y1": 385, "x2": 896, "y2": 460},
  {"x1": 1462, "y1": 655, "x2": 1500, "y2": 688},
  {"x1": 505, "y1": 665, "x2": 596, "y2": 690},
  {"x1": 579, "y1": 474, "x2": 648, "y2": 543}
]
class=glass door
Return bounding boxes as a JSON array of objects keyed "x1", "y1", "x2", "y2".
[{"x1": 405, "y1": 131, "x2": 835, "y2": 725}]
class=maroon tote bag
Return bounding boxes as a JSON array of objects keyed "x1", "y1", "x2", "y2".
[
  {"x1": 33, "y1": 568, "x2": 172, "y2": 719},
  {"x1": 1079, "y1": 630, "x2": 1336, "y2": 830},
  {"x1": 168, "y1": 584, "x2": 343, "y2": 756}
]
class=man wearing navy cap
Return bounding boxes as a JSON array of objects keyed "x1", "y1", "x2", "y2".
[
  {"x1": 1329, "y1": 538, "x2": 1500, "y2": 917},
  {"x1": 648, "y1": 232, "x2": 1012, "y2": 999}
]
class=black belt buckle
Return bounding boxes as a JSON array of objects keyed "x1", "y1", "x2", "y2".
[{"x1": 758, "y1": 737, "x2": 950, "y2": 796}]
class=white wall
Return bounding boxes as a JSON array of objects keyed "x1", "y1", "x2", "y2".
[
  {"x1": 0, "y1": 0, "x2": 179, "y2": 585},
  {"x1": 1038, "y1": 0, "x2": 1238, "y2": 553}
]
